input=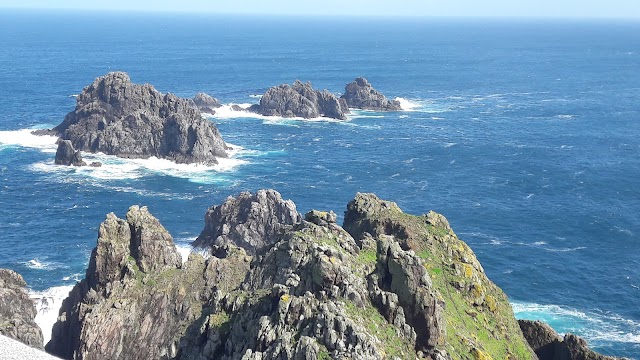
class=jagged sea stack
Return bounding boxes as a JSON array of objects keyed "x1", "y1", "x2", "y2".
[
  {"x1": 39, "y1": 72, "x2": 228, "y2": 165},
  {"x1": 192, "y1": 92, "x2": 221, "y2": 114},
  {"x1": 0, "y1": 269, "x2": 44, "y2": 349},
  {"x1": 340, "y1": 77, "x2": 402, "y2": 111},
  {"x1": 256, "y1": 80, "x2": 350, "y2": 120},
  {"x1": 54, "y1": 140, "x2": 86, "y2": 166}
]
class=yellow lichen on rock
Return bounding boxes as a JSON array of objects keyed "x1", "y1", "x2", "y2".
[
  {"x1": 463, "y1": 263, "x2": 474, "y2": 279},
  {"x1": 472, "y1": 348, "x2": 493, "y2": 360}
]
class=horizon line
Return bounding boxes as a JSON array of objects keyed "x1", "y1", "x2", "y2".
[{"x1": 1, "y1": 7, "x2": 640, "y2": 21}]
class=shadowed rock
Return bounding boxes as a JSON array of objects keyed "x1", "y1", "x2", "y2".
[
  {"x1": 340, "y1": 77, "x2": 401, "y2": 111},
  {"x1": 193, "y1": 92, "x2": 221, "y2": 114},
  {"x1": 38, "y1": 72, "x2": 228, "y2": 165},
  {"x1": 0, "y1": 269, "x2": 44, "y2": 349},
  {"x1": 55, "y1": 140, "x2": 86, "y2": 166}
]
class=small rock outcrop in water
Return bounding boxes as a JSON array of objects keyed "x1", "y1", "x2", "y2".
[
  {"x1": 48, "y1": 190, "x2": 547, "y2": 360},
  {"x1": 255, "y1": 80, "x2": 350, "y2": 120},
  {"x1": 340, "y1": 77, "x2": 402, "y2": 111},
  {"x1": 55, "y1": 140, "x2": 86, "y2": 166},
  {"x1": 192, "y1": 189, "x2": 301, "y2": 255},
  {"x1": 192, "y1": 92, "x2": 221, "y2": 114},
  {"x1": 38, "y1": 72, "x2": 228, "y2": 165},
  {"x1": 0, "y1": 269, "x2": 44, "y2": 349},
  {"x1": 518, "y1": 320, "x2": 622, "y2": 360}
]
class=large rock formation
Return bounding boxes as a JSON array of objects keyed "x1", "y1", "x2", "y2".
[
  {"x1": 0, "y1": 269, "x2": 44, "y2": 349},
  {"x1": 192, "y1": 190, "x2": 301, "y2": 255},
  {"x1": 47, "y1": 191, "x2": 553, "y2": 360},
  {"x1": 192, "y1": 92, "x2": 221, "y2": 114},
  {"x1": 519, "y1": 320, "x2": 622, "y2": 360},
  {"x1": 55, "y1": 140, "x2": 86, "y2": 166},
  {"x1": 38, "y1": 72, "x2": 228, "y2": 165},
  {"x1": 255, "y1": 80, "x2": 349, "y2": 120},
  {"x1": 340, "y1": 77, "x2": 402, "y2": 111}
]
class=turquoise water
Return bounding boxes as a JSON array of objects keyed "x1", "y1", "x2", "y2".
[{"x1": 0, "y1": 10, "x2": 638, "y2": 357}]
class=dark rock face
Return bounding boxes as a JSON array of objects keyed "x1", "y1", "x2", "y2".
[
  {"x1": 0, "y1": 269, "x2": 44, "y2": 349},
  {"x1": 257, "y1": 80, "x2": 349, "y2": 120},
  {"x1": 55, "y1": 140, "x2": 86, "y2": 166},
  {"x1": 518, "y1": 319, "x2": 622, "y2": 360},
  {"x1": 340, "y1": 77, "x2": 401, "y2": 111},
  {"x1": 192, "y1": 189, "x2": 301, "y2": 255},
  {"x1": 45, "y1": 72, "x2": 228, "y2": 165},
  {"x1": 192, "y1": 92, "x2": 221, "y2": 114}
]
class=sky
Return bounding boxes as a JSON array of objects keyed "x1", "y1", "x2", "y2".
[{"x1": 0, "y1": 0, "x2": 639, "y2": 19}]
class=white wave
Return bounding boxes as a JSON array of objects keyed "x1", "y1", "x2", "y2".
[
  {"x1": 30, "y1": 285, "x2": 74, "y2": 344},
  {"x1": 557, "y1": 114, "x2": 576, "y2": 119},
  {"x1": 512, "y1": 301, "x2": 640, "y2": 345},
  {"x1": 443, "y1": 142, "x2": 457, "y2": 148},
  {"x1": 22, "y1": 259, "x2": 64, "y2": 271},
  {"x1": 69, "y1": 94, "x2": 79, "y2": 98},
  {"x1": 395, "y1": 97, "x2": 421, "y2": 111},
  {"x1": 175, "y1": 244, "x2": 193, "y2": 263},
  {"x1": 249, "y1": 94, "x2": 263, "y2": 99},
  {"x1": 543, "y1": 246, "x2": 587, "y2": 252},
  {"x1": 0, "y1": 129, "x2": 58, "y2": 151}
]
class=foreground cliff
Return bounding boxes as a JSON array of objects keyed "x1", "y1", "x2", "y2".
[
  {"x1": 44, "y1": 191, "x2": 621, "y2": 360},
  {"x1": 37, "y1": 72, "x2": 228, "y2": 165},
  {"x1": 0, "y1": 269, "x2": 44, "y2": 349}
]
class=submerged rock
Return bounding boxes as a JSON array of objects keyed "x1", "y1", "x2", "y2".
[
  {"x1": 193, "y1": 189, "x2": 301, "y2": 255},
  {"x1": 256, "y1": 80, "x2": 349, "y2": 120},
  {"x1": 519, "y1": 319, "x2": 622, "y2": 360},
  {"x1": 48, "y1": 190, "x2": 559, "y2": 360},
  {"x1": 192, "y1": 92, "x2": 221, "y2": 114},
  {"x1": 0, "y1": 269, "x2": 44, "y2": 349},
  {"x1": 40, "y1": 72, "x2": 228, "y2": 165},
  {"x1": 55, "y1": 140, "x2": 86, "y2": 166},
  {"x1": 340, "y1": 77, "x2": 401, "y2": 111}
]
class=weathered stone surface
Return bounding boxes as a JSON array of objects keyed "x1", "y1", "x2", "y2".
[
  {"x1": 54, "y1": 140, "x2": 86, "y2": 166},
  {"x1": 519, "y1": 319, "x2": 622, "y2": 360},
  {"x1": 256, "y1": 81, "x2": 349, "y2": 120},
  {"x1": 192, "y1": 92, "x2": 221, "y2": 114},
  {"x1": 193, "y1": 190, "x2": 301, "y2": 255},
  {"x1": 40, "y1": 72, "x2": 228, "y2": 165},
  {"x1": 340, "y1": 77, "x2": 401, "y2": 111},
  {"x1": 0, "y1": 269, "x2": 44, "y2": 349}
]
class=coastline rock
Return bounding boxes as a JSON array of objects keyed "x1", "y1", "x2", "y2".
[
  {"x1": 257, "y1": 80, "x2": 349, "y2": 120},
  {"x1": 193, "y1": 92, "x2": 221, "y2": 114},
  {"x1": 340, "y1": 77, "x2": 401, "y2": 111},
  {"x1": 54, "y1": 140, "x2": 86, "y2": 166},
  {"x1": 0, "y1": 269, "x2": 44, "y2": 349},
  {"x1": 50, "y1": 190, "x2": 560, "y2": 360},
  {"x1": 40, "y1": 72, "x2": 228, "y2": 165},
  {"x1": 192, "y1": 189, "x2": 301, "y2": 255},
  {"x1": 518, "y1": 319, "x2": 622, "y2": 360}
]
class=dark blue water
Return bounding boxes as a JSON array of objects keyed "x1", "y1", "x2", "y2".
[{"x1": 0, "y1": 10, "x2": 638, "y2": 358}]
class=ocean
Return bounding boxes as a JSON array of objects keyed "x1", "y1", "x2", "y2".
[{"x1": 0, "y1": 10, "x2": 638, "y2": 358}]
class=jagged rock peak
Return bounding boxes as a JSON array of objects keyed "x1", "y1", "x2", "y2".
[
  {"x1": 193, "y1": 92, "x2": 221, "y2": 114},
  {"x1": 0, "y1": 269, "x2": 44, "y2": 349},
  {"x1": 42, "y1": 71, "x2": 228, "y2": 165},
  {"x1": 257, "y1": 80, "x2": 350, "y2": 120},
  {"x1": 341, "y1": 77, "x2": 402, "y2": 111},
  {"x1": 519, "y1": 320, "x2": 623, "y2": 360},
  {"x1": 193, "y1": 189, "x2": 301, "y2": 255},
  {"x1": 55, "y1": 139, "x2": 86, "y2": 166}
]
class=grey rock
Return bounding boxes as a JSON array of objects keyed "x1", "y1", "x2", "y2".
[
  {"x1": 0, "y1": 269, "x2": 44, "y2": 349},
  {"x1": 193, "y1": 190, "x2": 302, "y2": 255},
  {"x1": 518, "y1": 319, "x2": 623, "y2": 360},
  {"x1": 257, "y1": 81, "x2": 349, "y2": 120},
  {"x1": 43, "y1": 72, "x2": 228, "y2": 165},
  {"x1": 340, "y1": 77, "x2": 401, "y2": 111},
  {"x1": 193, "y1": 92, "x2": 221, "y2": 114},
  {"x1": 54, "y1": 140, "x2": 86, "y2": 167},
  {"x1": 89, "y1": 162, "x2": 102, "y2": 167}
]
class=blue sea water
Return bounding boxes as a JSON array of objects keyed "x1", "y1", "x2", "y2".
[{"x1": 0, "y1": 10, "x2": 639, "y2": 358}]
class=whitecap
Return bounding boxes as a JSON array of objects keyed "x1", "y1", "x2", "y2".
[
  {"x1": 443, "y1": 142, "x2": 457, "y2": 148},
  {"x1": 0, "y1": 129, "x2": 58, "y2": 151},
  {"x1": 22, "y1": 259, "x2": 65, "y2": 271},
  {"x1": 30, "y1": 285, "x2": 74, "y2": 344},
  {"x1": 557, "y1": 114, "x2": 576, "y2": 119},
  {"x1": 394, "y1": 97, "x2": 421, "y2": 111},
  {"x1": 249, "y1": 94, "x2": 263, "y2": 99},
  {"x1": 511, "y1": 301, "x2": 640, "y2": 345},
  {"x1": 543, "y1": 246, "x2": 587, "y2": 252}
]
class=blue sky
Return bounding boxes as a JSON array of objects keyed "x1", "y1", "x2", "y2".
[{"x1": 1, "y1": 0, "x2": 639, "y2": 18}]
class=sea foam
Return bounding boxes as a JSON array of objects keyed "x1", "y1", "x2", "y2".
[
  {"x1": 394, "y1": 97, "x2": 422, "y2": 111},
  {"x1": 0, "y1": 129, "x2": 58, "y2": 151},
  {"x1": 30, "y1": 285, "x2": 74, "y2": 344}
]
